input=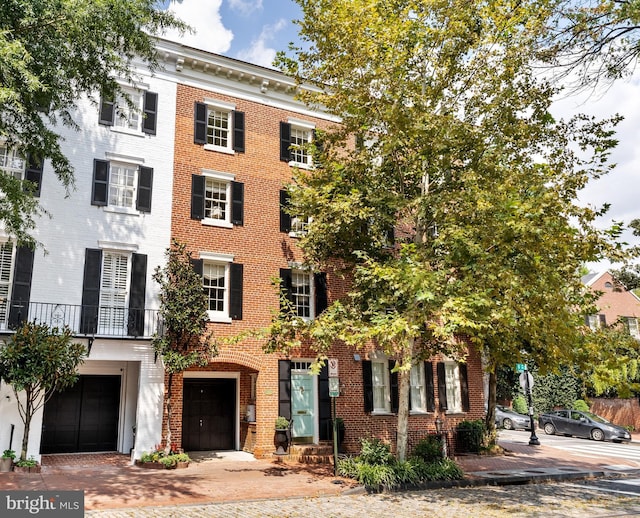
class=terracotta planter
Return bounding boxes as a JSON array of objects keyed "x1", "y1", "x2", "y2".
[
  {"x1": 12, "y1": 464, "x2": 40, "y2": 473},
  {"x1": 135, "y1": 460, "x2": 189, "y2": 470}
]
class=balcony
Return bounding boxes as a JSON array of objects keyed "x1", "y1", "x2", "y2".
[{"x1": 0, "y1": 300, "x2": 161, "y2": 339}]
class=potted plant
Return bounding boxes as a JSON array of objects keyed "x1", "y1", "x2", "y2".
[
  {"x1": 274, "y1": 416, "x2": 290, "y2": 455},
  {"x1": 136, "y1": 445, "x2": 191, "y2": 470},
  {"x1": 1, "y1": 450, "x2": 15, "y2": 472},
  {"x1": 13, "y1": 456, "x2": 40, "y2": 473}
]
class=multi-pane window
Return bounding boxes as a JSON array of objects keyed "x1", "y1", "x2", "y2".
[
  {"x1": 114, "y1": 90, "x2": 142, "y2": 132},
  {"x1": 444, "y1": 363, "x2": 462, "y2": 413},
  {"x1": 587, "y1": 314, "x2": 606, "y2": 331},
  {"x1": 290, "y1": 127, "x2": 311, "y2": 166},
  {"x1": 290, "y1": 215, "x2": 310, "y2": 235},
  {"x1": 0, "y1": 242, "x2": 14, "y2": 323},
  {"x1": 410, "y1": 363, "x2": 427, "y2": 413},
  {"x1": 0, "y1": 146, "x2": 25, "y2": 180},
  {"x1": 291, "y1": 271, "x2": 312, "y2": 318},
  {"x1": 204, "y1": 178, "x2": 228, "y2": 221},
  {"x1": 206, "y1": 108, "x2": 231, "y2": 149},
  {"x1": 203, "y1": 263, "x2": 227, "y2": 315},
  {"x1": 372, "y1": 358, "x2": 391, "y2": 413},
  {"x1": 99, "y1": 251, "x2": 129, "y2": 332},
  {"x1": 109, "y1": 163, "x2": 137, "y2": 209}
]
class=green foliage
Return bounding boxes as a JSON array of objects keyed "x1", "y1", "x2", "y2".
[
  {"x1": 530, "y1": 367, "x2": 580, "y2": 413},
  {"x1": 456, "y1": 420, "x2": 486, "y2": 453},
  {"x1": 152, "y1": 239, "x2": 217, "y2": 373},
  {"x1": 139, "y1": 449, "x2": 190, "y2": 468},
  {"x1": 411, "y1": 458, "x2": 464, "y2": 482},
  {"x1": 512, "y1": 395, "x2": 528, "y2": 415},
  {"x1": 0, "y1": 1, "x2": 188, "y2": 246},
  {"x1": 2, "y1": 450, "x2": 15, "y2": 460},
  {"x1": 14, "y1": 456, "x2": 37, "y2": 468},
  {"x1": 411, "y1": 435, "x2": 445, "y2": 463},
  {"x1": 0, "y1": 321, "x2": 86, "y2": 461},
  {"x1": 358, "y1": 438, "x2": 393, "y2": 466},
  {"x1": 274, "y1": 416, "x2": 290, "y2": 429},
  {"x1": 573, "y1": 399, "x2": 590, "y2": 412}
]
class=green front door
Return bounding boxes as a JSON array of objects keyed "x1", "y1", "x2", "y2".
[{"x1": 291, "y1": 371, "x2": 315, "y2": 440}]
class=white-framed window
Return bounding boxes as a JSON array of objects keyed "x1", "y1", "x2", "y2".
[
  {"x1": 290, "y1": 215, "x2": 311, "y2": 236},
  {"x1": 201, "y1": 252, "x2": 233, "y2": 323},
  {"x1": 114, "y1": 88, "x2": 143, "y2": 132},
  {"x1": 0, "y1": 241, "x2": 15, "y2": 325},
  {"x1": 627, "y1": 317, "x2": 640, "y2": 338},
  {"x1": 410, "y1": 363, "x2": 427, "y2": 413},
  {"x1": 444, "y1": 362, "x2": 462, "y2": 414},
  {"x1": 290, "y1": 126, "x2": 312, "y2": 167},
  {"x1": 0, "y1": 145, "x2": 25, "y2": 180},
  {"x1": 291, "y1": 270, "x2": 313, "y2": 319},
  {"x1": 202, "y1": 170, "x2": 234, "y2": 228},
  {"x1": 371, "y1": 353, "x2": 391, "y2": 413},
  {"x1": 108, "y1": 162, "x2": 137, "y2": 209},
  {"x1": 587, "y1": 314, "x2": 606, "y2": 331},
  {"x1": 204, "y1": 100, "x2": 234, "y2": 154},
  {"x1": 99, "y1": 250, "x2": 130, "y2": 333}
]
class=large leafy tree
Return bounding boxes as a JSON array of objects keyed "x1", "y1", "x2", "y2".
[
  {"x1": 0, "y1": 0, "x2": 187, "y2": 246},
  {"x1": 0, "y1": 322, "x2": 86, "y2": 461},
  {"x1": 269, "y1": 0, "x2": 632, "y2": 460},
  {"x1": 152, "y1": 239, "x2": 217, "y2": 453}
]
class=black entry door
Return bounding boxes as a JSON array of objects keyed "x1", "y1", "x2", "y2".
[
  {"x1": 41, "y1": 375, "x2": 121, "y2": 453},
  {"x1": 182, "y1": 378, "x2": 236, "y2": 451}
]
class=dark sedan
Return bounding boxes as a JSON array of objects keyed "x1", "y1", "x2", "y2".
[{"x1": 538, "y1": 409, "x2": 631, "y2": 442}]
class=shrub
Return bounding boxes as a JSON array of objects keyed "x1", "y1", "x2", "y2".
[
  {"x1": 456, "y1": 419, "x2": 486, "y2": 453},
  {"x1": 512, "y1": 394, "x2": 528, "y2": 414},
  {"x1": 358, "y1": 437, "x2": 393, "y2": 465},
  {"x1": 274, "y1": 416, "x2": 290, "y2": 429},
  {"x1": 413, "y1": 458, "x2": 464, "y2": 481},
  {"x1": 573, "y1": 399, "x2": 589, "y2": 412},
  {"x1": 411, "y1": 435, "x2": 444, "y2": 462}
]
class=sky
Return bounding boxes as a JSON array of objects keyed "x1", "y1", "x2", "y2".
[{"x1": 161, "y1": 0, "x2": 640, "y2": 272}]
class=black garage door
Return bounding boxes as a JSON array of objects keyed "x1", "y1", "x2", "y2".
[
  {"x1": 182, "y1": 378, "x2": 235, "y2": 451},
  {"x1": 41, "y1": 375, "x2": 121, "y2": 454}
]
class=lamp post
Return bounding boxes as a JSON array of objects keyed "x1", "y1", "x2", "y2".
[
  {"x1": 520, "y1": 368, "x2": 540, "y2": 446},
  {"x1": 434, "y1": 416, "x2": 447, "y2": 458}
]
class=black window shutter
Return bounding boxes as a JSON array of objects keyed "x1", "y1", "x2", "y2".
[
  {"x1": 98, "y1": 98, "x2": 115, "y2": 126},
  {"x1": 127, "y1": 253, "x2": 147, "y2": 336},
  {"x1": 81, "y1": 249, "x2": 102, "y2": 334},
  {"x1": 190, "y1": 258, "x2": 203, "y2": 278},
  {"x1": 459, "y1": 363, "x2": 470, "y2": 412},
  {"x1": 279, "y1": 268, "x2": 293, "y2": 311},
  {"x1": 362, "y1": 360, "x2": 373, "y2": 413},
  {"x1": 229, "y1": 263, "x2": 243, "y2": 320},
  {"x1": 314, "y1": 272, "x2": 327, "y2": 316},
  {"x1": 142, "y1": 92, "x2": 158, "y2": 135},
  {"x1": 231, "y1": 181, "x2": 244, "y2": 226},
  {"x1": 437, "y1": 362, "x2": 448, "y2": 411},
  {"x1": 191, "y1": 174, "x2": 205, "y2": 220},
  {"x1": 278, "y1": 360, "x2": 292, "y2": 421},
  {"x1": 389, "y1": 360, "x2": 399, "y2": 413},
  {"x1": 194, "y1": 102, "x2": 207, "y2": 144},
  {"x1": 318, "y1": 363, "x2": 331, "y2": 441},
  {"x1": 279, "y1": 190, "x2": 291, "y2": 232},
  {"x1": 425, "y1": 361, "x2": 436, "y2": 412},
  {"x1": 136, "y1": 166, "x2": 153, "y2": 213},
  {"x1": 92, "y1": 159, "x2": 109, "y2": 206},
  {"x1": 232, "y1": 111, "x2": 245, "y2": 152},
  {"x1": 25, "y1": 155, "x2": 43, "y2": 197},
  {"x1": 280, "y1": 122, "x2": 291, "y2": 161},
  {"x1": 8, "y1": 246, "x2": 34, "y2": 329}
]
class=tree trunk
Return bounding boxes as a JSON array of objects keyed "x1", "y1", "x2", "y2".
[
  {"x1": 485, "y1": 368, "x2": 497, "y2": 442},
  {"x1": 164, "y1": 372, "x2": 174, "y2": 454},
  {"x1": 21, "y1": 388, "x2": 33, "y2": 461},
  {"x1": 396, "y1": 337, "x2": 414, "y2": 462}
]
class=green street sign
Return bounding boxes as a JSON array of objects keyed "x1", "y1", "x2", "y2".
[{"x1": 515, "y1": 363, "x2": 526, "y2": 373}]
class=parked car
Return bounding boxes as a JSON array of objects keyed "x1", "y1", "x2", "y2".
[
  {"x1": 538, "y1": 409, "x2": 631, "y2": 442},
  {"x1": 495, "y1": 405, "x2": 532, "y2": 430}
]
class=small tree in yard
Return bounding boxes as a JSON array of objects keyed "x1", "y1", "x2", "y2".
[
  {"x1": 152, "y1": 239, "x2": 217, "y2": 453},
  {"x1": 0, "y1": 322, "x2": 85, "y2": 461}
]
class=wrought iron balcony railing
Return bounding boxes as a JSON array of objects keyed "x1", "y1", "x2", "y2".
[{"x1": 0, "y1": 300, "x2": 161, "y2": 339}]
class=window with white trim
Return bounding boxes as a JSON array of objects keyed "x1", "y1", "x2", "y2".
[
  {"x1": 92, "y1": 158, "x2": 153, "y2": 213},
  {"x1": 626, "y1": 317, "x2": 640, "y2": 338},
  {"x1": 410, "y1": 363, "x2": 427, "y2": 413},
  {"x1": 291, "y1": 270, "x2": 313, "y2": 319},
  {"x1": 0, "y1": 145, "x2": 25, "y2": 180},
  {"x1": 193, "y1": 99, "x2": 245, "y2": 155},
  {"x1": 114, "y1": 89, "x2": 143, "y2": 132},
  {"x1": 109, "y1": 162, "x2": 137, "y2": 209},
  {"x1": 444, "y1": 362, "x2": 462, "y2": 413},
  {"x1": 199, "y1": 252, "x2": 237, "y2": 323},
  {"x1": 372, "y1": 355, "x2": 391, "y2": 413},
  {"x1": 205, "y1": 176, "x2": 229, "y2": 222},
  {"x1": 206, "y1": 106, "x2": 231, "y2": 150},
  {"x1": 99, "y1": 251, "x2": 130, "y2": 333},
  {"x1": 587, "y1": 314, "x2": 606, "y2": 331},
  {"x1": 290, "y1": 126, "x2": 312, "y2": 167}
]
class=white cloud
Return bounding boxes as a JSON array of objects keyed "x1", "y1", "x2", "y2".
[
  {"x1": 228, "y1": 0, "x2": 264, "y2": 16},
  {"x1": 162, "y1": 0, "x2": 234, "y2": 55},
  {"x1": 235, "y1": 19, "x2": 287, "y2": 68}
]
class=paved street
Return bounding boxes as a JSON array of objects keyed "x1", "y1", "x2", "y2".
[{"x1": 86, "y1": 481, "x2": 640, "y2": 517}]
